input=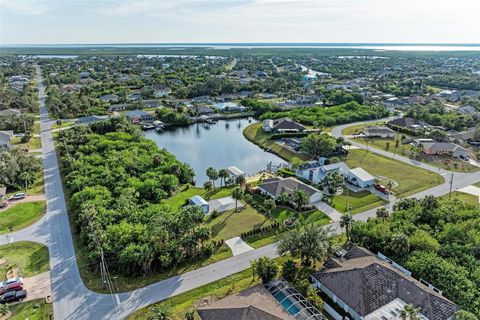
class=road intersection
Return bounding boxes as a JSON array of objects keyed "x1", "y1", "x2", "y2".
[{"x1": 2, "y1": 68, "x2": 479, "y2": 319}]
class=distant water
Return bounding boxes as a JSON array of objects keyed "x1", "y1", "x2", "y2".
[
  {"x1": 4, "y1": 43, "x2": 480, "y2": 51},
  {"x1": 144, "y1": 118, "x2": 285, "y2": 185}
]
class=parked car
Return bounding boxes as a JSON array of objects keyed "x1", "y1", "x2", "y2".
[
  {"x1": 0, "y1": 290, "x2": 27, "y2": 304},
  {"x1": 10, "y1": 193, "x2": 26, "y2": 201},
  {"x1": 0, "y1": 277, "x2": 23, "y2": 287},
  {"x1": 0, "y1": 202, "x2": 7, "y2": 209},
  {"x1": 4, "y1": 282, "x2": 23, "y2": 293},
  {"x1": 374, "y1": 184, "x2": 389, "y2": 194}
]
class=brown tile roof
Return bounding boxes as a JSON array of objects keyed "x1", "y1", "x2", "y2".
[
  {"x1": 313, "y1": 247, "x2": 458, "y2": 320},
  {"x1": 196, "y1": 285, "x2": 293, "y2": 320}
]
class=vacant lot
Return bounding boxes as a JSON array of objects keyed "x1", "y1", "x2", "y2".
[
  {"x1": 0, "y1": 201, "x2": 46, "y2": 234},
  {"x1": 331, "y1": 190, "x2": 386, "y2": 214},
  {"x1": 10, "y1": 299, "x2": 53, "y2": 320},
  {"x1": 345, "y1": 150, "x2": 444, "y2": 197},
  {"x1": 243, "y1": 122, "x2": 309, "y2": 166},
  {"x1": 0, "y1": 241, "x2": 50, "y2": 278}
]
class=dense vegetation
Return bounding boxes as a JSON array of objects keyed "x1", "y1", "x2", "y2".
[
  {"x1": 351, "y1": 196, "x2": 480, "y2": 316},
  {"x1": 405, "y1": 103, "x2": 479, "y2": 131},
  {"x1": 261, "y1": 102, "x2": 389, "y2": 126},
  {"x1": 0, "y1": 149, "x2": 42, "y2": 191},
  {"x1": 58, "y1": 118, "x2": 214, "y2": 277}
]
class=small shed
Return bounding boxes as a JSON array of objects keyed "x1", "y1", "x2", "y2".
[{"x1": 189, "y1": 195, "x2": 209, "y2": 214}]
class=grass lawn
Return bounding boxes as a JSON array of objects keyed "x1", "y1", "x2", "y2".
[
  {"x1": 167, "y1": 185, "x2": 235, "y2": 210},
  {"x1": 345, "y1": 149, "x2": 444, "y2": 197},
  {"x1": 0, "y1": 201, "x2": 46, "y2": 235},
  {"x1": 9, "y1": 299, "x2": 53, "y2": 320},
  {"x1": 128, "y1": 256, "x2": 292, "y2": 320},
  {"x1": 331, "y1": 190, "x2": 387, "y2": 214},
  {"x1": 243, "y1": 122, "x2": 309, "y2": 166},
  {"x1": 207, "y1": 205, "x2": 272, "y2": 241},
  {"x1": 440, "y1": 192, "x2": 479, "y2": 206},
  {"x1": 11, "y1": 136, "x2": 42, "y2": 150},
  {"x1": 51, "y1": 120, "x2": 75, "y2": 129},
  {"x1": 474, "y1": 182, "x2": 480, "y2": 188},
  {"x1": 0, "y1": 242, "x2": 50, "y2": 278},
  {"x1": 33, "y1": 122, "x2": 41, "y2": 135},
  {"x1": 352, "y1": 137, "x2": 479, "y2": 173},
  {"x1": 7, "y1": 175, "x2": 45, "y2": 197}
]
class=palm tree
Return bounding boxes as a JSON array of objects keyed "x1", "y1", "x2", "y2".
[
  {"x1": 251, "y1": 256, "x2": 279, "y2": 284},
  {"x1": 147, "y1": 304, "x2": 173, "y2": 320},
  {"x1": 292, "y1": 189, "x2": 308, "y2": 212},
  {"x1": 339, "y1": 213, "x2": 353, "y2": 242},
  {"x1": 400, "y1": 304, "x2": 421, "y2": 320},
  {"x1": 218, "y1": 169, "x2": 229, "y2": 187},
  {"x1": 389, "y1": 233, "x2": 410, "y2": 258},
  {"x1": 203, "y1": 181, "x2": 213, "y2": 194},
  {"x1": 376, "y1": 207, "x2": 389, "y2": 222},
  {"x1": 235, "y1": 174, "x2": 246, "y2": 188},
  {"x1": 277, "y1": 224, "x2": 334, "y2": 266},
  {"x1": 263, "y1": 198, "x2": 276, "y2": 218},
  {"x1": 386, "y1": 180, "x2": 394, "y2": 194},
  {"x1": 232, "y1": 187, "x2": 244, "y2": 212},
  {"x1": 206, "y1": 167, "x2": 218, "y2": 191}
]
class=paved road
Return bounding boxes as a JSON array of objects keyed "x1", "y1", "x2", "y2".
[{"x1": 3, "y1": 77, "x2": 480, "y2": 320}]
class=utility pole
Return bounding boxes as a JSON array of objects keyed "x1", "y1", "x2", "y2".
[{"x1": 448, "y1": 173, "x2": 454, "y2": 198}]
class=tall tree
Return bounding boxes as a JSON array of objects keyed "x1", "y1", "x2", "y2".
[
  {"x1": 277, "y1": 224, "x2": 334, "y2": 266},
  {"x1": 218, "y1": 169, "x2": 229, "y2": 187},
  {"x1": 292, "y1": 189, "x2": 308, "y2": 212},
  {"x1": 251, "y1": 257, "x2": 278, "y2": 284},
  {"x1": 300, "y1": 132, "x2": 337, "y2": 159},
  {"x1": 340, "y1": 213, "x2": 353, "y2": 242},
  {"x1": 263, "y1": 198, "x2": 276, "y2": 218},
  {"x1": 232, "y1": 187, "x2": 244, "y2": 212},
  {"x1": 206, "y1": 167, "x2": 218, "y2": 191},
  {"x1": 376, "y1": 207, "x2": 390, "y2": 222}
]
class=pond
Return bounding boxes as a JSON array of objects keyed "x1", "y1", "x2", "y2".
[{"x1": 144, "y1": 118, "x2": 285, "y2": 185}]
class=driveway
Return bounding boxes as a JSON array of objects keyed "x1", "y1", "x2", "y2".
[
  {"x1": 225, "y1": 237, "x2": 254, "y2": 256},
  {"x1": 312, "y1": 201, "x2": 341, "y2": 222},
  {"x1": 0, "y1": 195, "x2": 46, "y2": 212},
  {"x1": 22, "y1": 271, "x2": 52, "y2": 301}
]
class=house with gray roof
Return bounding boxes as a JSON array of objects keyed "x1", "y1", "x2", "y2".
[
  {"x1": 0, "y1": 131, "x2": 14, "y2": 149},
  {"x1": 421, "y1": 142, "x2": 468, "y2": 158},
  {"x1": 0, "y1": 109, "x2": 21, "y2": 118},
  {"x1": 99, "y1": 94, "x2": 119, "y2": 103},
  {"x1": 312, "y1": 246, "x2": 458, "y2": 320},
  {"x1": 258, "y1": 177, "x2": 322, "y2": 205},
  {"x1": 125, "y1": 110, "x2": 155, "y2": 123},
  {"x1": 263, "y1": 117, "x2": 306, "y2": 133},
  {"x1": 364, "y1": 125, "x2": 396, "y2": 138}
]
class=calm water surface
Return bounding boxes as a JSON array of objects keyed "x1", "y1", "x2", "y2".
[{"x1": 144, "y1": 118, "x2": 285, "y2": 185}]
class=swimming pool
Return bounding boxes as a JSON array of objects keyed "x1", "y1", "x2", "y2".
[{"x1": 272, "y1": 290, "x2": 301, "y2": 315}]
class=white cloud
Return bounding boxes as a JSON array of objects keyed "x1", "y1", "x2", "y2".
[{"x1": 0, "y1": 0, "x2": 53, "y2": 15}]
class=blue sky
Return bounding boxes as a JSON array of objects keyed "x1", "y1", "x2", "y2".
[{"x1": 1, "y1": 0, "x2": 479, "y2": 45}]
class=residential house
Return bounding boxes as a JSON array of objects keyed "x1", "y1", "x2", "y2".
[
  {"x1": 193, "y1": 105, "x2": 214, "y2": 116},
  {"x1": 421, "y1": 142, "x2": 468, "y2": 158},
  {"x1": 99, "y1": 94, "x2": 119, "y2": 103},
  {"x1": 79, "y1": 71, "x2": 90, "y2": 79},
  {"x1": 258, "y1": 177, "x2": 323, "y2": 205},
  {"x1": 76, "y1": 115, "x2": 109, "y2": 126},
  {"x1": 227, "y1": 166, "x2": 245, "y2": 180},
  {"x1": 196, "y1": 282, "x2": 324, "y2": 320},
  {"x1": 108, "y1": 103, "x2": 131, "y2": 112},
  {"x1": 457, "y1": 105, "x2": 478, "y2": 115},
  {"x1": 312, "y1": 246, "x2": 458, "y2": 320},
  {"x1": 142, "y1": 100, "x2": 161, "y2": 109},
  {"x1": 192, "y1": 96, "x2": 212, "y2": 103},
  {"x1": 364, "y1": 126, "x2": 396, "y2": 138},
  {"x1": 127, "y1": 92, "x2": 142, "y2": 101},
  {"x1": 448, "y1": 130, "x2": 477, "y2": 145},
  {"x1": 0, "y1": 131, "x2": 14, "y2": 149},
  {"x1": 262, "y1": 118, "x2": 306, "y2": 133},
  {"x1": 256, "y1": 71, "x2": 268, "y2": 79},
  {"x1": 152, "y1": 84, "x2": 171, "y2": 98},
  {"x1": 412, "y1": 138, "x2": 435, "y2": 147},
  {"x1": 296, "y1": 162, "x2": 375, "y2": 189},
  {"x1": 189, "y1": 196, "x2": 209, "y2": 214},
  {"x1": 434, "y1": 90, "x2": 461, "y2": 102},
  {"x1": 212, "y1": 102, "x2": 246, "y2": 113},
  {"x1": 388, "y1": 117, "x2": 426, "y2": 130},
  {"x1": 230, "y1": 69, "x2": 249, "y2": 78},
  {"x1": 0, "y1": 109, "x2": 21, "y2": 118},
  {"x1": 125, "y1": 110, "x2": 156, "y2": 123}
]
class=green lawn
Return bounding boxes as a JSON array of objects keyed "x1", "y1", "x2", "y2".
[
  {"x1": 341, "y1": 122, "x2": 385, "y2": 136},
  {"x1": 440, "y1": 192, "x2": 479, "y2": 206},
  {"x1": 11, "y1": 136, "x2": 42, "y2": 150},
  {"x1": 345, "y1": 149, "x2": 444, "y2": 197},
  {"x1": 51, "y1": 120, "x2": 75, "y2": 129},
  {"x1": 207, "y1": 205, "x2": 272, "y2": 241},
  {"x1": 0, "y1": 242, "x2": 50, "y2": 278},
  {"x1": 0, "y1": 201, "x2": 46, "y2": 235},
  {"x1": 243, "y1": 122, "x2": 309, "y2": 166},
  {"x1": 331, "y1": 190, "x2": 386, "y2": 214},
  {"x1": 352, "y1": 137, "x2": 479, "y2": 173},
  {"x1": 167, "y1": 185, "x2": 235, "y2": 210},
  {"x1": 128, "y1": 256, "x2": 292, "y2": 320},
  {"x1": 9, "y1": 299, "x2": 53, "y2": 320}
]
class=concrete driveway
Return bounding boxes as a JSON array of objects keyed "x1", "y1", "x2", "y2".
[{"x1": 225, "y1": 237, "x2": 254, "y2": 256}]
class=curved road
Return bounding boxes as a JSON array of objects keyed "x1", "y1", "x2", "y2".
[{"x1": 2, "y1": 69, "x2": 480, "y2": 319}]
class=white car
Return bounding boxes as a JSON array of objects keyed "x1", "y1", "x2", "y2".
[{"x1": 10, "y1": 193, "x2": 26, "y2": 201}]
